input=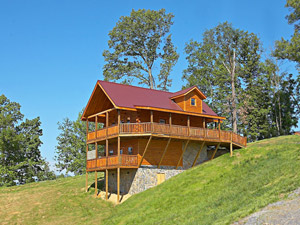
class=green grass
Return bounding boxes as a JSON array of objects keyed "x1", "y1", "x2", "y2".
[
  {"x1": 0, "y1": 173, "x2": 113, "y2": 225},
  {"x1": 1, "y1": 135, "x2": 300, "y2": 224}
]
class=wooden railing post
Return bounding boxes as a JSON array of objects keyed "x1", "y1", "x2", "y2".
[
  {"x1": 187, "y1": 116, "x2": 190, "y2": 136},
  {"x1": 106, "y1": 112, "x2": 108, "y2": 138},
  {"x1": 230, "y1": 132, "x2": 233, "y2": 157},
  {"x1": 118, "y1": 136, "x2": 121, "y2": 165},
  {"x1": 117, "y1": 109, "x2": 120, "y2": 134},
  {"x1": 169, "y1": 113, "x2": 172, "y2": 135},
  {"x1": 150, "y1": 110, "x2": 153, "y2": 133},
  {"x1": 203, "y1": 118, "x2": 206, "y2": 137},
  {"x1": 95, "y1": 116, "x2": 98, "y2": 139},
  {"x1": 218, "y1": 119, "x2": 221, "y2": 139},
  {"x1": 106, "y1": 139, "x2": 108, "y2": 167}
]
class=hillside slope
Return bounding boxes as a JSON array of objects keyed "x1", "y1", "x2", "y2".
[
  {"x1": 1, "y1": 135, "x2": 300, "y2": 225},
  {"x1": 104, "y1": 135, "x2": 300, "y2": 224},
  {"x1": 0, "y1": 174, "x2": 113, "y2": 225}
]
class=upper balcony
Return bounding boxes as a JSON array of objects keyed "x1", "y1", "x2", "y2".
[{"x1": 87, "y1": 122, "x2": 247, "y2": 148}]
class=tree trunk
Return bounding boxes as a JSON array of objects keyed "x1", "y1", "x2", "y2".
[
  {"x1": 231, "y1": 50, "x2": 237, "y2": 133},
  {"x1": 274, "y1": 97, "x2": 280, "y2": 136},
  {"x1": 278, "y1": 93, "x2": 282, "y2": 134},
  {"x1": 148, "y1": 68, "x2": 154, "y2": 89}
]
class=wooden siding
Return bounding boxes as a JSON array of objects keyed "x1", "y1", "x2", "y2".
[
  {"x1": 185, "y1": 90, "x2": 203, "y2": 113},
  {"x1": 173, "y1": 90, "x2": 203, "y2": 113},
  {"x1": 107, "y1": 139, "x2": 139, "y2": 156},
  {"x1": 138, "y1": 139, "x2": 183, "y2": 167},
  {"x1": 84, "y1": 84, "x2": 114, "y2": 119},
  {"x1": 174, "y1": 96, "x2": 185, "y2": 111}
]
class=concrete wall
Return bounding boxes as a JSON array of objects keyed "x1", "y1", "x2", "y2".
[{"x1": 182, "y1": 141, "x2": 208, "y2": 169}]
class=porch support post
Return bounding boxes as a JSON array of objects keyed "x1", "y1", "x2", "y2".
[
  {"x1": 86, "y1": 119, "x2": 89, "y2": 137},
  {"x1": 117, "y1": 168, "x2": 120, "y2": 204},
  {"x1": 158, "y1": 138, "x2": 171, "y2": 168},
  {"x1": 85, "y1": 171, "x2": 88, "y2": 192},
  {"x1": 106, "y1": 112, "x2": 109, "y2": 137},
  {"x1": 230, "y1": 132, "x2": 233, "y2": 157},
  {"x1": 187, "y1": 116, "x2": 190, "y2": 136},
  {"x1": 118, "y1": 136, "x2": 121, "y2": 165},
  {"x1": 150, "y1": 110, "x2": 153, "y2": 132},
  {"x1": 169, "y1": 113, "x2": 172, "y2": 134},
  {"x1": 105, "y1": 169, "x2": 108, "y2": 200},
  {"x1": 218, "y1": 119, "x2": 221, "y2": 139},
  {"x1": 95, "y1": 116, "x2": 98, "y2": 139},
  {"x1": 192, "y1": 141, "x2": 205, "y2": 167},
  {"x1": 210, "y1": 143, "x2": 220, "y2": 160},
  {"x1": 95, "y1": 142, "x2": 98, "y2": 159},
  {"x1": 176, "y1": 140, "x2": 190, "y2": 169},
  {"x1": 95, "y1": 171, "x2": 97, "y2": 196},
  {"x1": 203, "y1": 118, "x2": 206, "y2": 138},
  {"x1": 139, "y1": 136, "x2": 152, "y2": 167},
  {"x1": 118, "y1": 109, "x2": 121, "y2": 133},
  {"x1": 106, "y1": 139, "x2": 108, "y2": 163}
]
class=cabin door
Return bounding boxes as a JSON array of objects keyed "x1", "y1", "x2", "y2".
[{"x1": 157, "y1": 173, "x2": 165, "y2": 185}]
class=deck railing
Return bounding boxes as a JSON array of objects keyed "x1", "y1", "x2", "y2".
[
  {"x1": 86, "y1": 154, "x2": 139, "y2": 170},
  {"x1": 87, "y1": 122, "x2": 247, "y2": 147}
]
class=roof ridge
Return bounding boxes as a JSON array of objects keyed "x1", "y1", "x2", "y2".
[{"x1": 98, "y1": 80, "x2": 175, "y2": 94}]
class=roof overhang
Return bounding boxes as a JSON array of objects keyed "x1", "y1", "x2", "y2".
[
  {"x1": 134, "y1": 106, "x2": 225, "y2": 120},
  {"x1": 170, "y1": 86, "x2": 207, "y2": 100},
  {"x1": 81, "y1": 81, "x2": 117, "y2": 121}
]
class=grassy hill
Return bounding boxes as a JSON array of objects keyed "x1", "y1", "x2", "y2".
[{"x1": 1, "y1": 135, "x2": 300, "y2": 225}]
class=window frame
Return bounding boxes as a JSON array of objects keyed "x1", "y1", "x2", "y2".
[{"x1": 190, "y1": 98, "x2": 196, "y2": 106}]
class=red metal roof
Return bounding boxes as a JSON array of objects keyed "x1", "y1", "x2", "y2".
[{"x1": 98, "y1": 80, "x2": 219, "y2": 117}]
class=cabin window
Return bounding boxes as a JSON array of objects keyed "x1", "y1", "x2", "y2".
[
  {"x1": 159, "y1": 119, "x2": 166, "y2": 124},
  {"x1": 191, "y1": 98, "x2": 196, "y2": 106},
  {"x1": 120, "y1": 149, "x2": 123, "y2": 154},
  {"x1": 128, "y1": 147, "x2": 133, "y2": 155},
  {"x1": 109, "y1": 150, "x2": 113, "y2": 155}
]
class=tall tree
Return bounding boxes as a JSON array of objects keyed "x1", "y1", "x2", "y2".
[
  {"x1": 55, "y1": 111, "x2": 88, "y2": 175},
  {"x1": 103, "y1": 9, "x2": 179, "y2": 90},
  {"x1": 183, "y1": 22, "x2": 262, "y2": 133},
  {"x1": 274, "y1": 0, "x2": 300, "y2": 114},
  {"x1": 0, "y1": 95, "x2": 55, "y2": 186}
]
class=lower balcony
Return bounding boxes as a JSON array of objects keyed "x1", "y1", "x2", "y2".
[{"x1": 86, "y1": 154, "x2": 139, "y2": 171}]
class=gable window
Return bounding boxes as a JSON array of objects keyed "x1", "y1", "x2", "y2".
[
  {"x1": 191, "y1": 98, "x2": 196, "y2": 106},
  {"x1": 159, "y1": 119, "x2": 166, "y2": 124}
]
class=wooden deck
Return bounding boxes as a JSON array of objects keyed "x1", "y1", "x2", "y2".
[
  {"x1": 87, "y1": 122, "x2": 247, "y2": 147},
  {"x1": 86, "y1": 154, "x2": 139, "y2": 171}
]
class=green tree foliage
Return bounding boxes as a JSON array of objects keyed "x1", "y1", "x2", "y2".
[
  {"x1": 183, "y1": 22, "x2": 298, "y2": 141},
  {"x1": 55, "y1": 111, "x2": 87, "y2": 175},
  {"x1": 103, "y1": 9, "x2": 179, "y2": 90},
  {"x1": 183, "y1": 22, "x2": 262, "y2": 133},
  {"x1": 0, "y1": 95, "x2": 55, "y2": 187},
  {"x1": 274, "y1": 0, "x2": 300, "y2": 116}
]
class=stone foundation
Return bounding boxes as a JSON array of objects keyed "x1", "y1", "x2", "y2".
[
  {"x1": 108, "y1": 167, "x2": 184, "y2": 195},
  {"x1": 107, "y1": 141, "x2": 210, "y2": 195}
]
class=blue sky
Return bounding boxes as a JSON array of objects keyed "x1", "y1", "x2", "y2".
[{"x1": 0, "y1": 0, "x2": 298, "y2": 168}]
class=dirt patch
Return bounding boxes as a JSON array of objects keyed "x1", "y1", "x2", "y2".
[{"x1": 234, "y1": 188, "x2": 300, "y2": 224}]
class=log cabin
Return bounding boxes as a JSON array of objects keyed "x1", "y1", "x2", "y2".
[{"x1": 82, "y1": 80, "x2": 247, "y2": 203}]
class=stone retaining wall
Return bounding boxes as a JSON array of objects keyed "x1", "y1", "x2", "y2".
[{"x1": 108, "y1": 167, "x2": 184, "y2": 195}]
